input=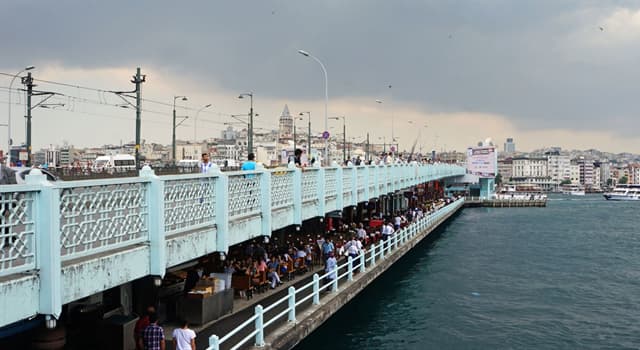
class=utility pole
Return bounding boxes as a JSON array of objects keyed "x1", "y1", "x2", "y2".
[
  {"x1": 366, "y1": 133, "x2": 370, "y2": 162},
  {"x1": 342, "y1": 120, "x2": 346, "y2": 163},
  {"x1": 238, "y1": 93, "x2": 254, "y2": 155},
  {"x1": 307, "y1": 116, "x2": 311, "y2": 156},
  {"x1": 249, "y1": 96, "x2": 254, "y2": 155},
  {"x1": 132, "y1": 68, "x2": 146, "y2": 169},
  {"x1": 23, "y1": 73, "x2": 34, "y2": 167},
  {"x1": 293, "y1": 117, "x2": 296, "y2": 152}
]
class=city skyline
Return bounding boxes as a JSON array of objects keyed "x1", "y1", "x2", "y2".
[{"x1": 2, "y1": 1, "x2": 640, "y2": 154}]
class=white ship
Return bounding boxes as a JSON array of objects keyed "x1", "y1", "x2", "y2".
[
  {"x1": 561, "y1": 184, "x2": 586, "y2": 196},
  {"x1": 603, "y1": 184, "x2": 640, "y2": 201}
]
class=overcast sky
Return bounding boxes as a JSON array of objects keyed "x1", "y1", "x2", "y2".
[{"x1": 2, "y1": 0, "x2": 640, "y2": 153}]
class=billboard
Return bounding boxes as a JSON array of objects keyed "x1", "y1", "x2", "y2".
[{"x1": 466, "y1": 146, "x2": 497, "y2": 177}]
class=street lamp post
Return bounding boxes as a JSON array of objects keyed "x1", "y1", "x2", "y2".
[
  {"x1": 238, "y1": 93, "x2": 253, "y2": 155},
  {"x1": 173, "y1": 95, "x2": 188, "y2": 161},
  {"x1": 292, "y1": 115, "x2": 297, "y2": 152},
  {"x1": 6, "y1": 65, "x2": 35, "y2": 166},
  {"x1": 330, "y1": 116, "x2": 346, "y2": 163},
  {"x1": 298, "y1": 50, "x2": 328, "y2": 166},
  {"x1": 194, "y1": 103, "x2": 212, "y2": 143},
  {"x1": 299, "y1": 112, "x2": 311, "y2": 155},
  {"x1": 379, "y1": 136, "x2": 386, "y2": 153}
]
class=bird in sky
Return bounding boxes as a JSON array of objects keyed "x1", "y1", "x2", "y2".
[{"x1": 599, "y1": 26, "x2": 604, "y2": 31}]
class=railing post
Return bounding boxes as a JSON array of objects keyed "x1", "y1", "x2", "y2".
[
  {"x1": 258, "y1": 167, "x2": 272, "y2": 236},
  {"x1": 359, "y1": 252, "x2": 365, "y2": 273},
  {"x1": 317, "y1": 167, "x2": 326, "y2": 217},
  {"x1": 371, "y1": 243, "x2": 376, "y2": 265},
  {"x1": 291, "y1": 163, "x2": 302, "y2": 225},
  {"x1": 255, "y1": 305, "x2": 265, "y2": 347},
  {"x1": 27, "y1": 170, "x2": 62, "y2": 322},
  {"x1": 332, "y1": 267, "x2": 338, "y2": 292},
  {"x1": 208, "y1": 335, "x2": 220, "y2": 350},
  {"x1": 335, "y1": 163, "x2": 344, "y2": 211},
  {"x1": 313, "y1": 274, "x2": 320, "y2": 305},
  {"x1": 347, "y1": 256, "x2": 353, "y2": 281},
  {"x1": 350, "y1": 165, "x2": 357, "y2": 207},
  {"x1": 140, "y1": 166, "x2": 166, "y2": 278},
  {"x1": 380, "y1": 240, "x2": 385, "y2": 260},
  {"x1": 288, "y1": 286, "x2": 296, "y2": 322},
  {"x1": 212, "y1": 165, "x2": 229, "y2": 253}
]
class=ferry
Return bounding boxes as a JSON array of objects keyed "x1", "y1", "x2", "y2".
[
  {"x1": 493, "y1": 184, "x2": 547, "y2": 200},
  {"x1": 561, "y1": 184, "x2": 586, "y2": 196},
  {"x1": 603, "y1": 184, "x2": 640, "y2": 201}
]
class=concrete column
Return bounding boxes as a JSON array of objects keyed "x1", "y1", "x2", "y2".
[
  {"x1": 27, "y1": 170, "x2": 62, "y2": 321},
  {"x1": 140, "y1": 166, "x2": 166, "y2": 277}
]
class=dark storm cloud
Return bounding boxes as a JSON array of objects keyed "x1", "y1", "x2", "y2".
[{"x1": 3, "y1": 0, "x2": 640, "y2": 135}]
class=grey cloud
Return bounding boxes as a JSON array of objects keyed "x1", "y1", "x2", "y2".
[{"x1": 3, "y1": 0, "x2": 640, "y2": 138}]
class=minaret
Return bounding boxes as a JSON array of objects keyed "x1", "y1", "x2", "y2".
[{"x1": 278, "y1": 104, "x2": 293, "y2": 143}]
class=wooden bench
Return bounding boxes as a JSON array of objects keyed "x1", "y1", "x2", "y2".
[{"x1": 231, "y1": 275, "x2": 254, "y2": 300}]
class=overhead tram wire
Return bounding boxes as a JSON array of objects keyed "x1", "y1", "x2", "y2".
[{"x1": 2, "y1": 72, "x2": 317, "y2": 134}]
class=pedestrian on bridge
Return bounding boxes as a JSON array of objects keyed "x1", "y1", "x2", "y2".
[
  {"x1": 140, "y1": 312, "x2": 165, "y2": 350},
  {"x1": 172, "y1": 320, "x2": 196, "y2": 350}
]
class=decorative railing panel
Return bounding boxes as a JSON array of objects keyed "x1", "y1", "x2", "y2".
[
  {"x1": 0, "y1": 188, "x2": 37, "y2": 276},
  {"x1": 59, "y1": 180, "x2": 149, "y2": 260},
  {"x1": 302, "y1": 169, "x2": 319, "y2": 202},
  {"x1": 227, "y1": 173, "x2": 262, "y2": 217},
  {"x1": 164, "y1": 176, "x2": 216, "y2": 234},
  {"x1": 356, "y1": 167, "x2": 365, "y2": 191},
  {"x1": 368, "y1": 167, "x2": 376, "y2": 194},
  {"x1": 271, "y1": 171, "x2": 294, "y2": 209},
  {"x1": 324, "y1": 168, "x2": 337, "y2": 198},
  {"x1": 342, "y1": 169, "x2": 353, "y2": 194}
]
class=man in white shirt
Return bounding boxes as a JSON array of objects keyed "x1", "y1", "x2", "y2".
[
  {"x1": 356, "y1": 223, "x2": 367, "y2": 241},
  {"x1": 199, "y1": 153, "x2": 213, "y2": 173},
  {"x1": 172, "y1": 320, "x2": 196, "y2": 350},
  {"x1": 346, "y1": 237, "x2": 359, "y2": 259}
]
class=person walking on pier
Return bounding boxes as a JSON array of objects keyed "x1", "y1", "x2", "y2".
[
  {"x1": 140, "y1": 312, "x2": 165, "y2": 350},
  {"x1": 172, "y1": 320, "x2": 196, "y2": 350},
  {"x1": 324, "y1": 251, "x2": 337, "y2": 285},
  {"x1": 134, "y1": 306, "x2": 156, "y2": 350}
]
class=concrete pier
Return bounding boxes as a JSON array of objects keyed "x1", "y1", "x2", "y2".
[{"x1": 463, "y1": 198, "x2": 547, "y2": 208}]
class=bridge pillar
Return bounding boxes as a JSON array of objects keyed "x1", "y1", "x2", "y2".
[
  {"x1": 27, "y1": 170, "x2": 62, "y2": 322},
  {"x1": 290, "y1": 163, "x2": 302, "y2": 225},
  {"x1": 259, "y1": 167, "x2": 272, "y2": 236},
  {"x1": 211, "y1": 165, "x2": 229, "y2": 253},
  {"x1": 141, "y1": 167, "x2": 166, "y2": 277}
]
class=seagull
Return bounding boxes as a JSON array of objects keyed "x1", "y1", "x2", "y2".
[{"x1": 599, "y1": 26, "x2": 604, "y2": 31}]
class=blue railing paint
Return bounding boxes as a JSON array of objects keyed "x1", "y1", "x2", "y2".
[{"x1": 0, "y1": 163, "x2": 465, "y2": 328}]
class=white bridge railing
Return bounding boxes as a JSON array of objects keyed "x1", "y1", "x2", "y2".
[{"x1": 205, "y1": 198, "x2": 465, "y2": 350}]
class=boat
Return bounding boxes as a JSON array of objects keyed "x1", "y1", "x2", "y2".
[
  {"x1": 603, "y1": 184, "x2": 640, "y2": 201},
  {"x1": 561, "y1": 184, "x2": 586, "y2": 196},
  {"x1": 493, "y1": 184, "x2": 547, "y2": 200}
]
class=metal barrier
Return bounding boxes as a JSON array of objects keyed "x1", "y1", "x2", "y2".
[{"x1": 205, "y1": 198, "x2": 465, "y2": 350}]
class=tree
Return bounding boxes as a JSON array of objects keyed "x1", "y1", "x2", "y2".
[
  {"x1": 619, "y1": 176, "x2": 628, "y2": 184},
  {"x1": 560, "y1": 179, "x2": 572, "y2": 185},
  {"x1": 495, "y1": 173, "x2": 503, "y2": 185},
  {"x1": 606, "y1": 178, "x2": 613, "y2": 186}
]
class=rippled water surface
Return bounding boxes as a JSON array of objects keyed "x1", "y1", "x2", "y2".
[{"x1": 295, "y1": 195, "x2": 640, "y2": 349}]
